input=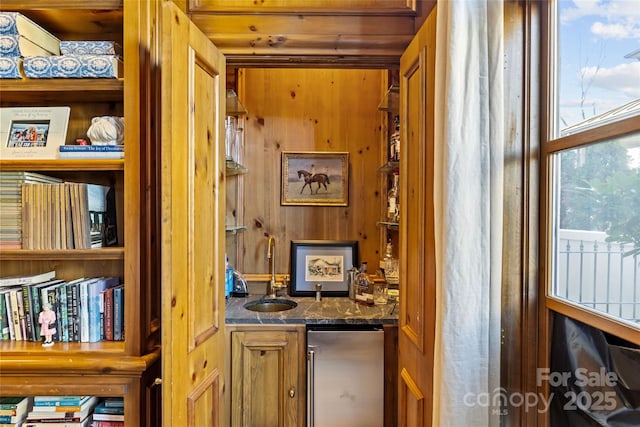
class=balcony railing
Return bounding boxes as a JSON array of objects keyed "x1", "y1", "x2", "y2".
[{"x1": 554, "y1": 230, "x2": 639, "y2": 324}]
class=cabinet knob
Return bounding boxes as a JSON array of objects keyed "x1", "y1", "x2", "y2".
[
  {"x1": 289, "y1": 387, "x2": 296, "y2": 398},
  {"x1": 151, "y1": 378, "x2": 163, "y2": 388}
]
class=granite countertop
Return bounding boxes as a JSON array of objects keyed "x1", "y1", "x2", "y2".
[{"x1": 225, "y1": 294, "x2": 399, "y2": 325}]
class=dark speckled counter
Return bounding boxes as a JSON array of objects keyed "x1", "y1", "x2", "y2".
[{"x1": 225, "y1": 294, "x2": 399, "y2": 325}]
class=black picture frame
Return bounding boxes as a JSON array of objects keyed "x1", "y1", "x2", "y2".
[{"x1": 289, "y1": 240, "x2": 359, "y2": 297}]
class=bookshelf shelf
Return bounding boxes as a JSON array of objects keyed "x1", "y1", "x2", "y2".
[
  {"x1": 0, "y1": 247, "x2": 124, "y2": 261},
  {"x1": 0, "y1": 1, "x2": 123, "y2": 10},
  {"x1": 0, "y1": 79, "x2": 124, "y2": 104},
  {"x1": 0, "y1": 160, "x2": 124, "y2": 171},
  {"x1": 0, "y1": 340, "x2": 125, "y2": 354}
]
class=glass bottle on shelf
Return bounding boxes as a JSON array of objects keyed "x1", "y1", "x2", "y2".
[
  {"x1": 382, "y1": 241, "x2": 399, "y2": 286},
  {"x1": 389, "y1": 114, "x2": 400, "y2": 162},
  {"x1": 387, "y1": 172, "x2": 400, "y2": 223},
  {"x1": 354, "y1": 261, "x2": 374, "y2": 303}
]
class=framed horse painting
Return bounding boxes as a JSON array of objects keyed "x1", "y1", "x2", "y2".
[{"x1": 281, "y1": 151, "x2": 349, "y2": 206}]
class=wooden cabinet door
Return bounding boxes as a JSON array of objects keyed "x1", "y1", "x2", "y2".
[
  {"x1": 160, "y1": 3, "x2": 227, "y2": 426},
  {"x1": 397, "y1": 7, "x2": 437, "y2": 427},
  {"x1": 230, "y1": 327, "x2": 304, "y2": 427}
]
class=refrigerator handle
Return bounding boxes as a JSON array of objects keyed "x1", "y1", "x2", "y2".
[{"x1": 307, "y1": 348, "x2": 315, "y2": 427}]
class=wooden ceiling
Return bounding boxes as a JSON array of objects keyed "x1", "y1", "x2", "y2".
[{"x1": 187, "y1": 0, "x2": 436, "y2": 68}]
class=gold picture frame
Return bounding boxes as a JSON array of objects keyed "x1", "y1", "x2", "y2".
[{"x1": 281, "y1": 151, "x2": 349, "y2": 206}]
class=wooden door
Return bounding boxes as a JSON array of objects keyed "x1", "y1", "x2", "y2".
[
  {"x1": 160, "y1": 3, "x2": 227, "y2": 426},
  {"x1": 397, "y1": 7, "x2": 437, "y2": 427}
]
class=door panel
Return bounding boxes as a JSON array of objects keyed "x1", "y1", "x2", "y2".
[
  {"x1": 161, "y1": 2, "x2": 226, "y2": 426},
  {"x1": 398, "y1": 7, "x2": 437, "y2": 426}
]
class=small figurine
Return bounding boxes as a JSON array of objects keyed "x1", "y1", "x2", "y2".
[{"x1": 38, "y1": 303, "x2": 56, "y2": 347}]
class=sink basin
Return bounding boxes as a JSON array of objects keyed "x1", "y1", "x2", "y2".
[{"x1": 244, "y1": 298, "x2": 298, "y2": 313}]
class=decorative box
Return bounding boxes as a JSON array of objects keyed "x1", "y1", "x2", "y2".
[
  {"x1": 0, "y1": 56, "x2": 22, "y2": 78},
  {"x1": 60, "y1": 40, "x2": 121, "y2": 56},
  {"x1": 23, "y1": 54, "x2": 122, "y2": 78},
  {"x1": 0, "y1": 34, "x2": 56, "y2": 57},
  {"x1": 0, "y1": 12, "x2": 60, "y2": 55}
]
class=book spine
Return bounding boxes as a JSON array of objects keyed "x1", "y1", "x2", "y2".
[
  {"x1": 32, "y1": 397, "x2": 84, "y2": 406},
  {"x1": 21, "y1": 283, "x2": 35, "y2": 340},
  {"x1": 79, "y1": 281, "x2": 89, "y2": 343},
  {"x1": 8, "y1": 289, "x2": 22, "y2": 340},
  {"x1": 103, "y1": 288, "x2": 113, "y2": 340},
  {"x1": 57, "y1": 283, "x2": 69, "y2": 342},
  {"x1": 43, "y1": 286, "x2": 60, "y2": 342},
  {"x1": 57, "y1": 152, "x2": 124, "y2": 160},
  {"x1": 113, "y1": 286, "x2": 123, "y2": 341},
  {"x1": 30, "y1": 284, "x2": 43, "y2": 339},
  {"x1": 4, "y1": 292, "x2": 15, "y2": 340},
  {"x1": 87, "y1": 280, "x2": 102, "y2": 343},
  {"x1": 69, "y1": 282, "x2": 79, "y2": 342},
  {"x1": 16, "y1": 289, "x2": 27, "y2": 339},
  {"x1": 91, "y1": 421, "x2": 124, "y2": 427},
  {"x1": 0, "y1": 292, "x2": 9, "y2": 340},
  {"x1": 66, "y1": 283, "x2": 75, "y2": 342},
  {"x1": 58, "y1": 145, "x2": 124, "y2": 152}
]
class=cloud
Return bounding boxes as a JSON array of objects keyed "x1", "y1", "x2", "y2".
[
  {"x1": 562, "y1": 0, "x2": 640, "y2": 39},
  {"x1": 591, "y1": 21, "x2": 640, "y2": 39},
  {"x1": 580, "y1": 61, "x2": 640, "y2": 97}
]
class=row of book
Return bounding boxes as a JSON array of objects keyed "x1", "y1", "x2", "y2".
[
  {"x1": 0, "y1": 172, "x2": 117, "y2": 250},
  {"x1": 0, "y1": 396, "x2": 124, "y2": 427},
  {"x1": 0, "y1": 12, "x2": 121, "y2": 79},
  {"x1": 0, "y1": 271, "x2": 124, "y2": 343}
]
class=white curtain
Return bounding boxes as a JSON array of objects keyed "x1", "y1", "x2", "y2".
[{"x1": 433, "y1": 1, "x2": 504, "y2": 426}]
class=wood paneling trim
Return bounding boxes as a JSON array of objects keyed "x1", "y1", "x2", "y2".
[
  {"x1": 191, "y1": 15, "x2": 417, "y2": 35},
  {"x1": 203, "y1": 34, "x2": 413, "y2": 57},
  {"x1": 226, "y1": 55, "x2": 399, "y2": 69},
  {"x1": 189, "y1": 0, "x2": 416, "y2": 14},
  {"x1": 188, "y1": 369, "x2": 220, "y2": 427},
  {"x1": 399, "y1": 368, "x2": 425, "y2": 427}
]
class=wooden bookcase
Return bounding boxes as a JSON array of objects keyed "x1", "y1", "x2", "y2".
[{"x1": 0, "y1": 2, "x2": 160, "y2": 425}]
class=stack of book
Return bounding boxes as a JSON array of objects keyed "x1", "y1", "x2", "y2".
[
  {"x1": 24, "y1": 396, "x2": 98, "y2": 427},
  {"x1": 0, "y1": 172, "x2": 63, "y2": 249},
  {"x1": 19, "y1": 181, "x2": 117, "y2": 250},
  {"x1": 0, "y1": 272, "x2": 125, "y2": 343},
  {"x1": 91, "y1": 398, "x2": 124, "y2": 427},
  {"x1": 0, "y1": 12, "x2": 60, "y2": 79},
  {"x1": 0, "y1": 396, "x2": 32, "y2": 426}
]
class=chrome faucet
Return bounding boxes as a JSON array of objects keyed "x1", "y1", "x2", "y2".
[{"x1": 266, "y1": 235, "x2": 277, "y2": 298}]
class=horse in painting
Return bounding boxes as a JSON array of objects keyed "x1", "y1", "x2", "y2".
[{"x1": 297, "y1": 170, "x2": 330, "y2": 194}]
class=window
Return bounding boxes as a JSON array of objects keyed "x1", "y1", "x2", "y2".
[{"x1": 544, "y1": 0, "x2": 640, "y2": 338}]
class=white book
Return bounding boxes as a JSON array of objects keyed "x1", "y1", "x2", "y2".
[
  {"x1": 57, "y1": 151, "x2": 123, "y2": 160},
  {"x1": 0, "y1": 271, "x2": 55, "y2": 288}
]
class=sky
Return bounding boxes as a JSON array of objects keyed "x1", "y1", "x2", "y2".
[{"x1": 558, "y1": 0, "x2": 640, "y2": 131}]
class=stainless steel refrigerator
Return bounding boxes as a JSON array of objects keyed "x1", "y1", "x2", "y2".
[{"x1": 306, "y1": 326, "x2": 385, "y2": 427}]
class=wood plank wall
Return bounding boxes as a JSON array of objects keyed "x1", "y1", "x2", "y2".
[{"x1": 231, "y1": 68, "x2": 388, "y2": 279}]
